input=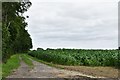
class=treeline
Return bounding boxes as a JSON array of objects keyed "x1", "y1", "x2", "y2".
[{"x1": 2, "y1": 2, "x2": 32, "y2": 62}]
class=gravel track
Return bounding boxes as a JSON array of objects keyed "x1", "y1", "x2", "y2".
[{"x1": 7, "y1": 57, "x2": 118, "y2": 80}]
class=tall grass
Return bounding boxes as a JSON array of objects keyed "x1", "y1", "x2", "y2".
[{"x1": 2, "y1": 54, "x2": 20, "y2": 78}]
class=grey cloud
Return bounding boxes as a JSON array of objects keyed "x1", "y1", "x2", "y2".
[{"x1": 25, "y1": 0, "x2": 118, "y2": 49}]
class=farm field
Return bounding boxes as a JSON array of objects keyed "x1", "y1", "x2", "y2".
[
  {"x1": 27, "y1": 48, "x2": 120, "y2": 78},
  {"x1": 28, "y1": 48, "x2": 119, "y2": 67},
  {"x1": 28, "y1": 54, "x2": 119, "y2": 78}
]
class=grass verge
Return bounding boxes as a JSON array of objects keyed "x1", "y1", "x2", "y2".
[
  {"x1": 21, "y1": 54, "x2": 33, "y2": 68},
  {"x1": 0, "y1": 63, "x2": 2, "y2": 80},
  {"x1": 2, "y1": 54, "x2": 20, "y2": 78}
]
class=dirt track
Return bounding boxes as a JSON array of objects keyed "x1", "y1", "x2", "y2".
[{"x1": 6, "y1": 57, "x2": 119, "y2": 80}]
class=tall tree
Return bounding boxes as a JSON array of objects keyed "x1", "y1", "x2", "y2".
[{"x1": 2, "y1": 1, "x2": 32, "y2": 62}]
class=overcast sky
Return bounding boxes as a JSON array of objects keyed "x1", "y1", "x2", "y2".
[{"x1": 24, "y1": 0, "x2": 119, "y2": 49}]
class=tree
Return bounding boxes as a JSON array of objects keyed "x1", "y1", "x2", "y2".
[{"x1": 2, "y1": 1, "x2": 32, "y2": 62}]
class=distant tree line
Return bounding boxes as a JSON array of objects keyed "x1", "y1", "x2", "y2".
[{"x1": 2, "y1": 2, "x2": 32, "y2": 62}]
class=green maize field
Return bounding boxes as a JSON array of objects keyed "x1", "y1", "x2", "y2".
[{"x1": 28, "y1": 48, "x2": 119, "y2": 67}]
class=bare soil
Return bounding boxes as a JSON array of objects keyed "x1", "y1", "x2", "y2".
[{"x1": 56, "y1": 65, "x2": 119, "y2": 78}]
